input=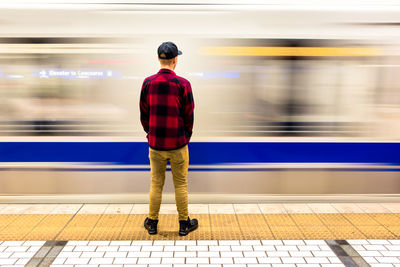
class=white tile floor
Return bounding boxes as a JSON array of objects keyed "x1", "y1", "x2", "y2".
[
  {"x1": 0, "y1": 203, "x2": 399, "y2": 214},
  {"x1": 349, "y1": 239, "x2": 400, "y2": 266},
  {"x1": 0, "y1": 240, "x2": 400, "y2": 267},
  {"x1": 307, "y1": 204, "x2": 337, "y2": 214},
  {"x1": 50, "y1": 204, "x2": 83, "y2": 214},
  {"x1": 330, "y1": 203, "x2": 365, "y2": 214},
  {"x1": 209, "y1": 204, "x2": 235, "y2": 214},
  {"x1": 355, "y1": 203, "x2": 391, "y2": 214},
  {"x1": 4, "y1": 239, "x2": 400, "y2": 266},
  {"x1": 234, "y1": 204, "x2": 261, "y2": 214},
  {"x1": 381, "y1": 203, "x2": 400, "y2": 213},
  {"x1": 258, "y1": 204, "x2": 287, "y2": 214},
  {"x1": 0, "y1": 240, "x2": 44, "y2": 267},
  {"x1": 50, "y1": 240, "x2": 345, "y2": 267},
  {"x1": 282, "y1": 204, "x2": 313, "y2": 214}
]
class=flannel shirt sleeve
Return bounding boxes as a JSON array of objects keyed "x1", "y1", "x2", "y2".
[
  {"x1": 139, "y1": 79, "x2": 150, "y2": 134},
  {"x1": 183, "y1": 81, "x2": 194, "y2": 139}
]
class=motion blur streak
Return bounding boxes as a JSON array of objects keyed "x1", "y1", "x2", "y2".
[{"x1": 199, "y1": 46, "x2": 382, "y2": 57}]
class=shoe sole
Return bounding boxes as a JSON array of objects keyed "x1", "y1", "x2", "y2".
[
  {"x1": 144, "y1": 222, "x2": 157, "y2": 235},
  {"x1": 179, "y1": 223, "x2": 198, "y2": 236}
]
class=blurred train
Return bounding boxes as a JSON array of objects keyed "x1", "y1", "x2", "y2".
[{"x1": 0, "y1": 0, "x2": 400, "y2": 202}]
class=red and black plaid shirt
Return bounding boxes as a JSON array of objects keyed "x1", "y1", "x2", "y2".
[{"x1": 140, "y1": 68, "x2": 194, "y2": 150}]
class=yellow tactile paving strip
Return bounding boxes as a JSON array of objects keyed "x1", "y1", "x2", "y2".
[
  {"x1": 1, "y1": 213, "x2": 400, "y2": 240},
  {"x1": 88, "y1": 214, "x2": 130, "y2": 240},
  {"x1": 25, "y1": 214, "x2": 73, "y2": 240}
]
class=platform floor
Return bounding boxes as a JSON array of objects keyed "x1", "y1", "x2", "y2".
[
  {"x1": 0, "y1": 203, "x2": 399, "y2": 240},
  {"x1": 0, "y1": 203, "x2": 400, "y2": 266}
]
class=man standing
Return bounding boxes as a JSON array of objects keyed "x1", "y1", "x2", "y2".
[{"x1": 140, "y1": 41, "x2": 198, "y2": 236}]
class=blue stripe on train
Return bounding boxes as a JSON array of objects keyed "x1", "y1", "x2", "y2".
[
  {"x1": 0, "y1": 142, "x2": 399, "y2": 165},
  {"x1": 2, "y1": 168, "x2": 400, "y2": 172}
]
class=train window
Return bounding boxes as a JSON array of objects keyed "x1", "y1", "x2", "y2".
[{"x1": 0, "y1": 38, "x2": 392, "y2": 139}]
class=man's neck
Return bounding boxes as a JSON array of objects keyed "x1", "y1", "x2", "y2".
[{"x1": 160, "y1": 66, "x2": 174, "y2": 71}]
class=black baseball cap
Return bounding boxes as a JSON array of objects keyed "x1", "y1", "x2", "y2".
[{"x1": 158, "y1": 41, "x2": 182, "y2": 59}]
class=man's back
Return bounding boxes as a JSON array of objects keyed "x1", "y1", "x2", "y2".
[{"x1": 140, "y1": 68, "x2": 194, "y2": 150}]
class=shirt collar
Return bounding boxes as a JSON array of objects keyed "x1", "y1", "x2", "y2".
[{"x1": 158, "y1": 68, "x2": 175, "y2": 75}]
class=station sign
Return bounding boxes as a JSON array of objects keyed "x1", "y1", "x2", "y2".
[{"x1": 31, "y1": 69, "x2": 121, "y2": 79}]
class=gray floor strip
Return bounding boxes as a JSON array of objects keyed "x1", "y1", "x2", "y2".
[
  {"x1": 25, "y1": 240, "x2": 67, "y2": 267},
  {"x1": 326, "y1": 240, "x2": 370, "y2": 267}
]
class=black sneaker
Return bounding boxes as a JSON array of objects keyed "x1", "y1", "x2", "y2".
[
  {"x1": 179, "y1": 217, "x2": 198, "y2": 236},
  {"x1": 144, "y1": 217, "x2": 158, "y2": 235}
]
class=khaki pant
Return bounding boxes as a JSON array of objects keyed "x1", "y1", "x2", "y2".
[{"x1": 148, "y1": 145, "x2": 189, "y2": 221}]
